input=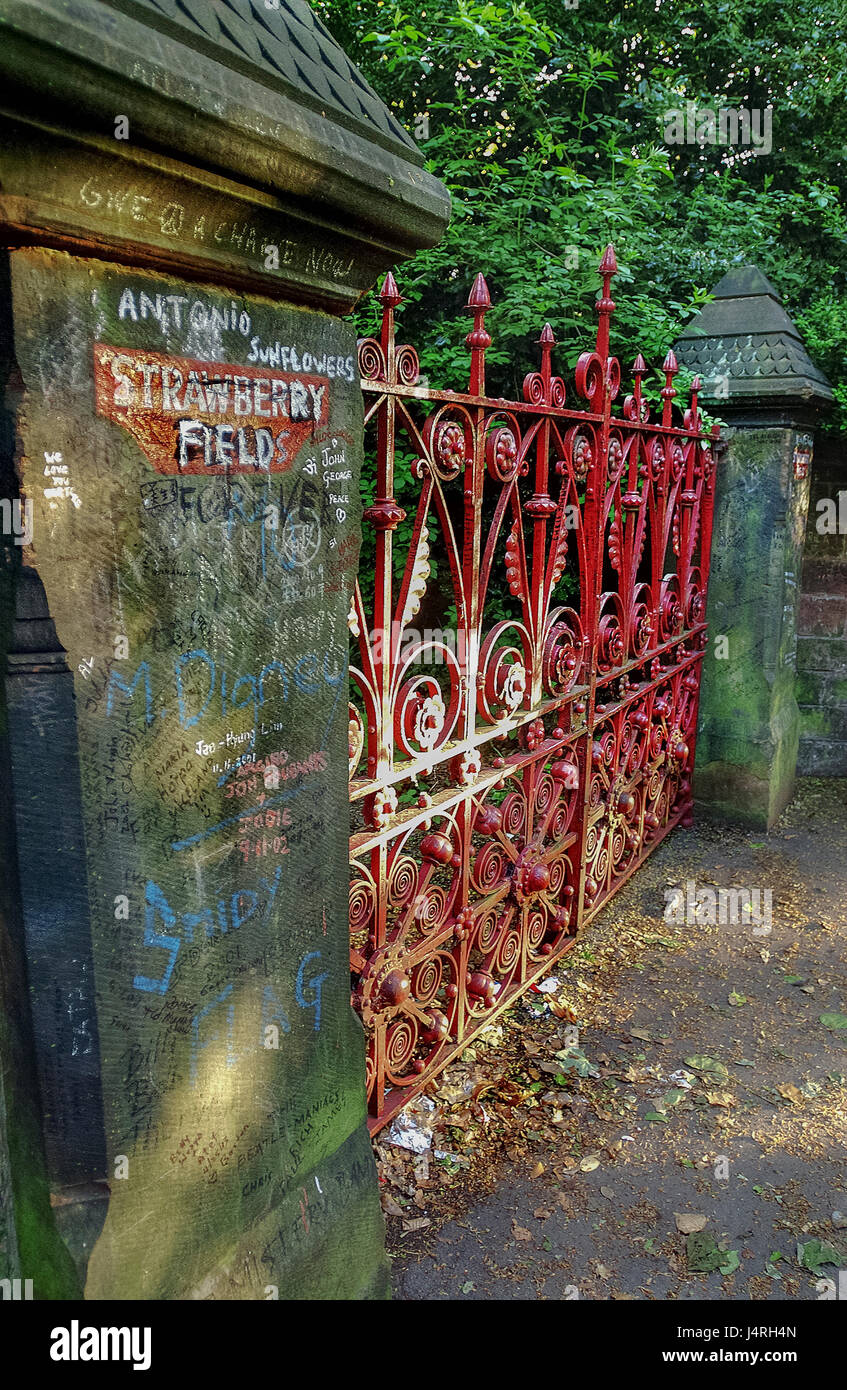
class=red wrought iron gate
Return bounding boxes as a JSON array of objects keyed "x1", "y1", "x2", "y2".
[{"x1": 348, "y1": 247, "x2": 718, "y2": 1130}]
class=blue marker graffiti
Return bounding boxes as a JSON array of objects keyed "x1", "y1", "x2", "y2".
[
  {"x1": 106, "y1": 645, "x2": 344, "y2": 730},
  {"x1": 189, "y1": 953, "x2": 328, "y2": 1086},
  {"x1": 132, "y1": 866, "x2": 282, "y2": 994}
]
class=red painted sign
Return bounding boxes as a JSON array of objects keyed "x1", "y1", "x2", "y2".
[
  {"x1": 93, "y1": 344, "x2": 328, "y2": 475},
  {"x1": 793, "y1": 437, "x2": 813, "y2": 480}
]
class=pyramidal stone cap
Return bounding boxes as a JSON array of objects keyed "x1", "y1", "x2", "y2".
[
  {"x1": 675, "y1": 264, "x2": 833, "y2": 411},
  {"x1": 0, "y1": 0, "x2": 451, "y2": 311}
]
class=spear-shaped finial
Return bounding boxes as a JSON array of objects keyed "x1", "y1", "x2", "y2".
[
  {"x1": 379, "y1": 270, "x2": 402, "y2": 309},
  {"x1": 633, "y1": 351, "x2": 646, "y2": 407},
  {"x1": 466, "y1": 272, "x2": 492, "y2": 396},
  {"x1": 661, "y1": 348, "x2": 678, "y2": 426},
  {"x1": 379, "y1": 270, "x2": 403, "y2": 360},
  {"x1": 538, "y1": 322, "x2": 555, "y2": 393},
  {"x1": 595, "y1": 244, "x2": 618, "y2": 360},
  {"x1": 684, "y1": 374, "x2": 701, "y2": 430}
]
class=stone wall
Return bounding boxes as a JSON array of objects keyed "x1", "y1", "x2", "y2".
[
  {"x1": 0, "y1": 0, "x2": 450, "y2": 1302},
  {"x1": 694, "y1": 425, "x2": 809, "y2": 827},
  {"x1": 1, "y1": 246, "x2": 389, "y2": 1299},
  {"x1": 797, "y1": 438, "x2": 847, "y2": 775}
]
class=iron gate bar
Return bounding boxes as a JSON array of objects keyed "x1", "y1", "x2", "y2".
[{"x1": 348, "y1": 247, "x2": 718, "y2": 1130}]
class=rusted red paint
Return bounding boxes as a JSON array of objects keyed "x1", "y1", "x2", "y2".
[{"x1": 349, "y1": 248, "x2": 719, "y2": 1130}]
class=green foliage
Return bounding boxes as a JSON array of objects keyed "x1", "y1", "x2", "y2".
[{"x1": 315, "y1": 0, "x2": 847, "y2": 431}]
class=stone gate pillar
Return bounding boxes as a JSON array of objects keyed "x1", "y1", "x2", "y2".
[
  {"x1": 0, "y1": 0, "x2": 449, "y2": 1299},
  {"x1": 676, "y1": 266, "x2": 833, "y2": 828}
]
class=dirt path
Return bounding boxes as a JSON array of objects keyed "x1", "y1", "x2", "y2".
[{"x1": 378, "y1": 778, "x2": 847, "y2": 1300}]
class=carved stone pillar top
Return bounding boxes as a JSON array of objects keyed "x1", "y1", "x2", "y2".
[
  {"x1": 0, "y1": 0, "x2": 451, "y2": 311},
  {"x1": 676, "y1": 265, "x2": 833, "y2": 427}
]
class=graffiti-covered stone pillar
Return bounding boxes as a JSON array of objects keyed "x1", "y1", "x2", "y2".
[
  {"x1": 0, "y1": 0, "x2": 449, "y2": 1299},
  {"x1": 676, "y1": 266, "x2": 833, "y2": 828}
]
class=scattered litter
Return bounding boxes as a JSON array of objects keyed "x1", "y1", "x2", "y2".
[
  {"x1": 386, "y1": 1097, "x2": 436, "y2": 1153},
  {"x1": 533, "y1": 977, "x2": 561, "y2": 995}
]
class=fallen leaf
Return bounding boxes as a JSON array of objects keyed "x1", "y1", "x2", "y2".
[
  {"x1": 512, "y1": 1220, "x2": 532, "y2": 1242},
  {"x1": 686, "y1": 1232, "x2": 724, "y2": 1273},
  {"x1": 728, "y1": 992, "x2": 747, "y2": 1007},
  {"x1": 402, "y1": 1217, "x2": 431, "y2": 1233},
  {"x1": 675, "y1": 1213, "x2": 708, "y2": 1234},
  {"x1": 600, "y1": 1186, "x2": 615, "y2": 1199},
  {"x1": 549, "y1": 1001, "x2": 578, "y2": 1021},
  {"x1": 820, "y1": 1013, "x2": 847, "y2": 1031},
  {"x1": 630, "y1": 1028, "x2": 652, "y2": 1041},
  {"x1": 533, "y1": 1206, "x2": 552, "y2": 1220},
  {"x1": 580, "y1": 1155, "x2": 601, "y2": 1171},
  {"x1": 797, "y1": 1239, "x2": 842, "y2": 1273},
  {"x1": 706, "y1": 1091, "x2": 735, "y2": 1108},
  {"x1": 685, "y1": 1055, "x2": 729, "y2": 1082},
  {"x1": 777, "y1": 1084, "x2": 804, "y2": 1104}
]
